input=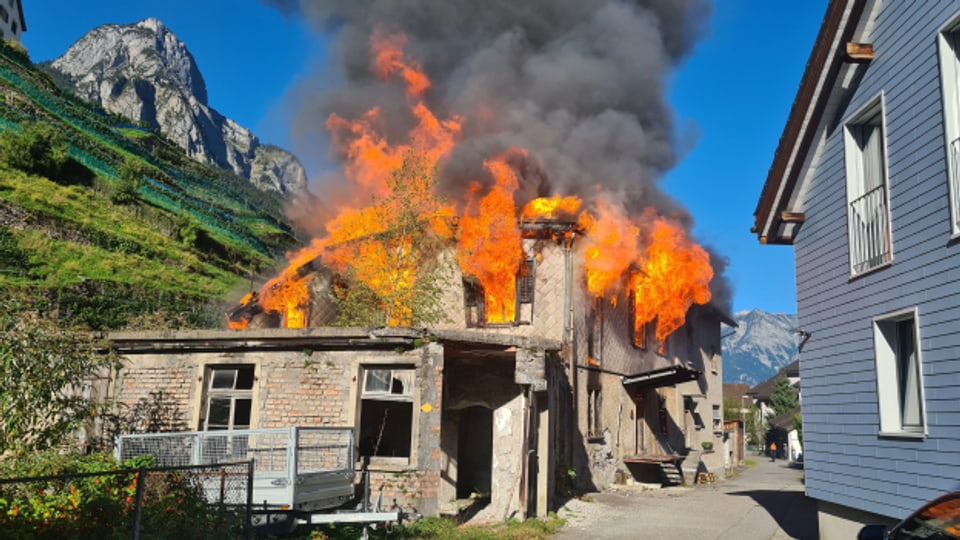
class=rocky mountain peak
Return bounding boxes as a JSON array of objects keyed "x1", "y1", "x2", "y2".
[
  {"x1": 722, "y1": 309, "x2": 798, "y2": 386},
  {"x1": 47, "y1": 19, "x2": 306, "y2": 196}
]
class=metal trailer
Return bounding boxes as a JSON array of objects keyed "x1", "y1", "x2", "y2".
[{"x1": 115, "y1": 427, "x2": 399, "y2": 535}]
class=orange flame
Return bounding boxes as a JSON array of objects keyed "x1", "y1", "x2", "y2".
[
  {"x1": 630, "y1": 210, "x2": 713, "y2": 343},
  {"x1": 371, "y1": 31, "x2": 430, "y2": 98},
  {"x1": 227, "y1": 318, "x2": 250, "y2": 330},
  {"x1": 521, "y1": 195, "x2": 582, "y2": 221},
  {"x1": 578, "y1": 198, "x2": 641, "y2": 302},
  {"x1": 256, "y1": 239, "x2": 324, "y2": 329},
  {"x1": 232, "y1": 31, "x2": 714, "y2": 345},
  {"x1": 455, "y1": 154, "x2": 524, "y2": 323}
]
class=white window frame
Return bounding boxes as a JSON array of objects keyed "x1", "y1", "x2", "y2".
[
  {"x1": 201, "y1": 365, "x2": 255, "y2": 431},
  {"x1": 938, "y1": 16, "x2": 960, "y2": 236},
  {"x1": 843, "y1": 95, "x2": 893, "y2": 277},
  {"x1": 358, "y1": 366, "x2": 415, "y2": 464},
  {"x1": 873, "y1": 308, "x2": 926, "y2": 437}
]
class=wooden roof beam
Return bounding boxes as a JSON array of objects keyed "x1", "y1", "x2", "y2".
[
  {"x1": 845, "y1": 42, "x2": 873, "y2": 62},
  {"x1": 780, "y1": 211, "x2": 806, "y2": 223}
]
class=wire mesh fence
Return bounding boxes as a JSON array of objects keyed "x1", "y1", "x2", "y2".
[{"x1": 0, "y1": 460, "x2": 253, "y2": 540}]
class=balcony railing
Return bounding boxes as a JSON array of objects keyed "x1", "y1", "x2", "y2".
[{"x1": 849, "y1": 184, "x2": 891, "y2": 275}]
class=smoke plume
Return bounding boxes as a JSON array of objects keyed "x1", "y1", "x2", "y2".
[{"x1": 264, "y1": 0, "x2": 732, "y2": 310}]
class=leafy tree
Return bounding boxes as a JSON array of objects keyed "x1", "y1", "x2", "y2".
[
  {"x1": 744, "y1": 403, "x2": 764, "y2": 448},
  {"x1": 792, "y1": 412, "x2": 804, "y2": 445},
  {"x1": 0, "y1": 299, "x2": 111, "y2": 456},
  {"x1": 0, "y1": 122, "x2": 69, "y2": 179},
  {"x1": 723, "y1": 395, "x2": 743, "y2": 421},
  {"x1": 330, "y1": 151, "x2": 452, "y2": 327},
  {"x1": 768, "y1": 371, "x2": 799, "y2": 418},
  {"x1": 110, "y1": 157, "x2": 143, "y2": 205}
]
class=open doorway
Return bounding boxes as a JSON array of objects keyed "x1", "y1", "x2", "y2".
[{"x1": 456, "y1": 406, "x2": 493, "y2": 500}]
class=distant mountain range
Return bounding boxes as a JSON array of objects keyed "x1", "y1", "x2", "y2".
[{"x1": 722, "y1": 309, "x2": 798, "y2": 386}]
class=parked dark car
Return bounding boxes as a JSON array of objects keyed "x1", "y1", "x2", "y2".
[{"x1": 858, "y1": 492, "x2": 960, "y2": 540}]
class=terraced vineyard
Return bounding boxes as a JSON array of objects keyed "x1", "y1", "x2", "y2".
[{"x1": 0, "y1": 41, "x2": 302, "y2": 329}]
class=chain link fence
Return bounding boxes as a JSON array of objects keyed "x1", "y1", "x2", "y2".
[{"x1": 0, "y1": 460, "x2": 253, "y2": 540}]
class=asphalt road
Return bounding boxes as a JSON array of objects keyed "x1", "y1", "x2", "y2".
[{"x1": 551, "y1": 457, "x2": 817, "y2": 540}]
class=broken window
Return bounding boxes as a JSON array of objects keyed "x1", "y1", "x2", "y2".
[
  {"x1": 463, "y1": 258, "x2": 536, "y2": 327},
  {"x1": 358, "y1": 367, "x2": 414, "y2": 460},
  {"x1": 201, "y1": 365, "x2": 254, "y2": 431}
]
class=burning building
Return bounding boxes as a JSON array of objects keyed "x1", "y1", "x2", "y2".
[{"x1": 99, "y1": 0, "x2": 735, "y2": 522}]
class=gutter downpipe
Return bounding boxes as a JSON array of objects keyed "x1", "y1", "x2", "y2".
[{"x1": 563, "y1": 233, "x2": 576, "y2": 462}]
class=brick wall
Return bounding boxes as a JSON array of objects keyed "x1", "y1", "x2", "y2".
[
  {"x1": 114, "y1": 357, "x2": 196, "y2": 431},
  {"x1": 259, "y1": 353, "x2": 353, "y2": 427}
]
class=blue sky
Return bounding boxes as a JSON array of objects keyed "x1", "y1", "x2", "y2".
[{"x1": 24, "y1": 1, "x2": 827, "y2": 316}]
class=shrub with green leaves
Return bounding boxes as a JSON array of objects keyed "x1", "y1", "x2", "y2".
[
  {"x1": 0, "y1": 297, "x2": 110, "y2": 456},
  {"x1": 0, "y1": 451, "x2": 245, "y2": 540},
  {"x1": 0, "y1": 122, "x2": 69, "y2": 179}
]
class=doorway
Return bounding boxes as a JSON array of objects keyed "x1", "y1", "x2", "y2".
[{"x1": 457, "y1": 406, "x2": 493, "y2": 499}]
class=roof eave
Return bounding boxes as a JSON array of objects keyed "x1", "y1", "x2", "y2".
[{"x1": 753, "y1": 0, "x2": 868, "y2": 245}]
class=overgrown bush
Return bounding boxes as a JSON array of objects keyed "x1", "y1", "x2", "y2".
[
  {"x1": 0, "y1": 451, "x2": 244, "y2": 540},
  {"x1": 0, "y1": 298, "x2": 110, "y2": 456},
  {"x1": 0, "y1": 121, "x2": 69, "y2": 179},
  {"x1": 0, "y1": 227, "x2": 30, "y2": 273}
]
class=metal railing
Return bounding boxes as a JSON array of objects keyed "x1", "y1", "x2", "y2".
[{"x1": 849, "y1": 184, "x2": 891, "y2": 274}]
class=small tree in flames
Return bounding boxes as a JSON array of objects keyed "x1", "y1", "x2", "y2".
[{"x1": 328, "y1": 150, "x2": 453, "y2": 327}]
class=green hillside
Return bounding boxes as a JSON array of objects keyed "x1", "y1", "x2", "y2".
[{"x1": 0, "y1": 41, "x2": 302, "y2": 330}]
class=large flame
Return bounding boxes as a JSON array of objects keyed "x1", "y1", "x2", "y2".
[
  {"x1": 630, "y1": 210, "x2": 713, "y2": 343},
  {"x1": 578, "y1": 198, "x2": 641, "y2": 303},
  {"x1": 521, "y1": 195, "x2": 582, "y2": 221},
  {"x1": 232, "y1": 31, "x2": 714, "y2": 344},
  {"x1": 455, "y1": 154, "x2": 524, "y2": 323}
]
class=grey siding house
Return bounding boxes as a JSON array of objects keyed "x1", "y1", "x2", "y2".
[{"x1": 755, "y1": 0, "x2": 960, "y2": 536}]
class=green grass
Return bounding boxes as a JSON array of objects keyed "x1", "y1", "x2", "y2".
[{"x1": 301, "y1": 515, "x2": 567, "y2": 540}]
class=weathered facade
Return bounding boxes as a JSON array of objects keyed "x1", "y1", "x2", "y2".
[
  {"x1": 103, "y1": 223, "x2": 732, "y2": 521},
  {"x1": 755, "y1": 0, "x2": 960, "y2": 536}
]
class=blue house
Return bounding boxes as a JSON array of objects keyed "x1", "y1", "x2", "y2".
[{"x1": 754, "y1": 0, "x2": 960, "y2": 536}]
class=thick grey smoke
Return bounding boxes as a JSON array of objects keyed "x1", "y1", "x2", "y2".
[
  {"x1": 269, "y1": 0, "x2": 710, "y2": 220},
  {"x1": 266, "y1": 0, "x2": 733, "y2": 310}
]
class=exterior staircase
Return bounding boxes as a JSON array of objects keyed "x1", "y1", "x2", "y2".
[{"x1": 658, "y1": 461, "x2": 685, "y2": 486}]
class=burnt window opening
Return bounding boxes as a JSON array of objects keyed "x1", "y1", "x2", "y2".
[
  {"x1": 587, "y1": 299, "x2": 603, "y2": 367},
  {"x1": 464, "y1": 258, "x2": 536, "y2": 327},
  {"x1": 658, "y1": 394, "x2": 669, "y2": 436},
  {"x1": 629, "y1": 291, "x2": 649, "y2": 350},
  {"x1": 201, "y1": 365, "x2": 254, "y2": 431},
  {"x1": 358, "y1": 368, "x2": 414, "y2": 460},
  {"x1": 587, "y1": 387, "x2": 603, "y2": 440}
]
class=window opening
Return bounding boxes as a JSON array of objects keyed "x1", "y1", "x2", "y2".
[
  {"x1": 358, "y1": 368, "x2": 414, "y2": 460},
  {"x1": 874, "y1": 311, "x2": 925, "y2": 434},
  {"x1": 844, "y1": 102, "x2": 892, "y2": 275},
  {"x1": 463, "y1": 257, "x2": 536, "y2": 327},
  {"x1": 202, "y1": 365, "x2": 254, "y2": 431}
]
